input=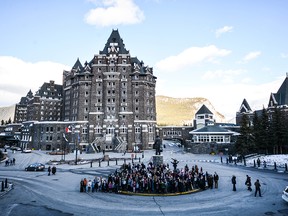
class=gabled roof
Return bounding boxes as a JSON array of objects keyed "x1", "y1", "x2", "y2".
[
  {"x1": 131, "y1": 57, "x2": 145, "y2": 74},
  {"x1": 36, "y1": 81, "x2": 63, "y2": 98},
  {"x1": 239, "y1": 98, "x2": 252, "y2": 113},
  {"x1": 189, "y1": 125, "x2": 235, "y2": 134},
  {"x1": 26, "y1": 90, "x2": 33, "y2": 99},
  {"x1": 268, "y1": 75, "x2": 288, "y2": 107},
  {"x1": 100, "y1": 29, "x2": 129, "y2": 55},
  {"x1": 72, "y1": 58, "x2": 83, "y2": 72},
  {"x1": 18, "y1": 90, "x2": 33, "y2": 105},
  {"x1": 196, "y1": 104, "x2": 213, "y2": 115}
]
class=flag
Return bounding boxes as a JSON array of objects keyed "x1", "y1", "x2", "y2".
[
  {"x1": 65, "y1": 126, "x2": 72, "y2": 133},
  {"x1": 63, "y1": 133, "x2": 68, "y2": 142},
  {"x1": 78, "y1": 133, "x2": 80, "y2": 142}
]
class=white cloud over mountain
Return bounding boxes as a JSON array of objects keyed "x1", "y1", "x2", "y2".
[
  {"x1": 0, "y1": 56, "x2": 69, "y2": 106},
  {"x1": 155, "y1": 45, "x2": 231, "y2": 72}
]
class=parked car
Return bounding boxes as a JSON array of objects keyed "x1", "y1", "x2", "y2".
[
  {"x1": 25, "y1": 163, "x2": 45, "y2": 171},
  {"x1": 22, "y1": 148, "x2": 32, "y2": 153},
  {"x1": 10, "y1": 146, "x2": 22, "y2": 151},
  {"x1": 4, "y1": 145, "x2": 10, "y2": 149},
  {"x1": 282, "y1": 186, "x2": 288, "y2": 202}
]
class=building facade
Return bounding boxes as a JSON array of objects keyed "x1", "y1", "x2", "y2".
[
  {"x1": 236, "y1": 74, "x2": 288, "y2": 125},
  {"x1": 14, "y1": 81, "x2": 63, "y2": 123},
  {"x1": 193, "y1": 104, "x2": 215, "y2": 129},
  {"x1": 12, "y1": 30, "x2": 157, "y2": 152},
  {"x1": 14, "y1": 90, "x2": 33, "y2": 123},
  {"x1": 62, "y1": 29, "x2": 157, "y2": 151}
]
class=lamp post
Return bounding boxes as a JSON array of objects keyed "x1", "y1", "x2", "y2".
[
  {"x1": 74, "y1": 129, "x2": 80, "y2": 165},
  {"x1": 75, "y1": 136, "x2": 78, "y2": 165}
]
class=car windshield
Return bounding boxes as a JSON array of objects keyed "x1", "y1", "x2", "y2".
[{"x1": 285, "y1": 188, "x2": 288, "y2": 193}]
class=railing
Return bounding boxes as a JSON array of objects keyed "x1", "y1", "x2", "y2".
[
  {"x1": 114, "y1": 137, "x2": 127, "y2": 152},
  {"x1": 90, "y1": 137, "x2": 106, "y2": 153}
]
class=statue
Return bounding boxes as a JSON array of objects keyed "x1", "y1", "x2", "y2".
[
  {"x1": 154, "y1": 135, "x2": 162, "y2": 155},
  {"x1": 171, "y1": 158, "x2": 179, "y2": 171}
]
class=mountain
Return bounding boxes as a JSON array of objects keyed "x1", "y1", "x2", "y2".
[
  {"x1": 0, "y1": 96, "x2": 225, "y2": 126},
  {"x1": 0, "y1": 104, "x2": 15, "y2": 123},
  {"x1": 156, "y1": 95, "x2": 225, "y2": 126}
]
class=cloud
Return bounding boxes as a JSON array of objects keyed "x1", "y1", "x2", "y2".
[
  {"x1": 215, "y1": 26, "x2": 233, "y2": 38},
  {"x1": 281, "y1": 53, "x2": 288, "y2": 59},
  {"x1": 156, "y1": 76, "x2": 284, "y2": 123},
  {"x1": 155, "y1": 45, "x2": 231, "y2": 72},
  {"x1": 0, "y1": 56, "x2": 70, "y2": 106},
  {"x1": 201, "y1": 69, "x2": 246, "y2": 83},
  {"x1": 85, "y1": 0, "x2": 145, "y2": 27},
  {"x1": 242, "y1": 51, "x2": 261, "y2": 62}
]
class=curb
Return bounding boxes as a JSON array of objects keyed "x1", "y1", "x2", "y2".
[
  {"x1": 0, "y1": 184, "x2": 13, "y2": 198},
  {"x1": 118, "y1": 188, "x2": 201, "y2": 196}
]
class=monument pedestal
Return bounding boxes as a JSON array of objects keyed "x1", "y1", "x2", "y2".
[
  {"x1": 103, "y1": 154, "x2": 109, "y2": 161},
  {"x1": 152, "y1": 155, "x2": 163, "y2": 166}
]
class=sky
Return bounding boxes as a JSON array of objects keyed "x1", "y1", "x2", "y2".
[{"x1": 1, "y1": 0, "x2": 288, "y2": 123}]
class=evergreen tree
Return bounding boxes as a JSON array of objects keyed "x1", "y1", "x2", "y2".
[
  {"x1": 252, "y1": 111, "x2": 262, "y2": 153},
  {"x1": 1, "y1": 120, "x2": 4, "y2": 125},
  {"x1": 235, "y1": 114, "x2": 253, "y2": 155},
  {"x1": 269, "y1": 107, "x2": 286, "y2": 154},
  {"x1": 259, "y1": 108, "x2": 270, "y2": 154}
]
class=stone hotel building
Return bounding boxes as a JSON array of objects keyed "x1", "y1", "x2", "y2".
[{"x1": 13, "y1": 30, "x2": 157, "y2": 152}]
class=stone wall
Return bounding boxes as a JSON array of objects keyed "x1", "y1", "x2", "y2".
[{"x1": 185, "y1": 141, "x2": 235, "y2": 154}]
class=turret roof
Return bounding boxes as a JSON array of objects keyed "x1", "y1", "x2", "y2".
[
  {"x1": 100, "y1": 29, "x2": 129, "y2": 55},
  {"x1": 239, "y1": 98, "x2": 252, "y2": 113},
  {"x1": 196, "y1": 104, "x2": 213, "y2": 115},
  {"x1": 268, "y1": 75, "x2": 288, "y2": 107}
]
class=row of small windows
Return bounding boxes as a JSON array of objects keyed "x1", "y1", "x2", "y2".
[
  {"x1": 93, "y1": 125, "x2": 153, "y2": 134},
  {"x1": 97, "y1": 59, "x2": 127, "y2": 64},
  {"x1": 163, "y1": 131, "x2": 182, "y2": 136},
  {"x1": 192, "y1": 135, "x2": 230, "y2": 143}
]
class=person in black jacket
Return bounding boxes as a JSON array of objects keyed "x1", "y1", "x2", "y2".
[
  {"x1": 213, "y1": 172, "x2": 219, "y2": 189},
  {"x1": 254, "y1": 179, "x2": 262, "y2": 197},
  {"x1": 48, "y1": 166, "x2": 51, "y2": 176},
  {"x1": 231, "y1": 175, "x2": 236, "y2": 191},
  {"x1": 52, "y1": 166, "x2": 56, "y2": 175},
  {"x1": 245, "y1": 175, "x2": 252, "y2": 191}
]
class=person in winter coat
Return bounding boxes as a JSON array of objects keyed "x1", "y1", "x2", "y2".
[
  {"x1": 213, "y1": 172, "x2": 219, "y2": 189},
  {"x1": 254, "y1": 179, "x2": 262, "y2": 197},
  {"x1": 48, "y1": 166, "x2": 51, "y2": 176},
  {"x1": 231, "y1": 175, "x2": 236, "y2": 191},
  {"x1": 52, "y1": 166, "x2": 56, "y2": 175},
  {"x1": 80, "y1": 179, "x2": 84, "y2": 192},
  {"x1": 245, "y1": 175, "x2": 252, "y2": 191}
]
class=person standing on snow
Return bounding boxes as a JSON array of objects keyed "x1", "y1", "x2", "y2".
[
  {"x1": 213, "y1": 172, "x2": 219, "y2": 189},
  {"x1": 245, "y1": 175, "x2": 252, "y2": 191},
  {"x1": 254, "y1": 179, "x2": 262, "y2": 197},
  {"x1": 231, "y1": 175, "x2": 236, "y2": 191},
  {"x1": 52, "y1": 166, "x2": 56, "y2": 175},
  {"x1": 48, "y1": 166, "x2": 51, "y2": 176}
]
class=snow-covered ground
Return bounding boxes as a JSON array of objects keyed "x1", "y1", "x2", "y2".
[{"x1": 246, "y1": 154, "x2": 288, "y2": 168}]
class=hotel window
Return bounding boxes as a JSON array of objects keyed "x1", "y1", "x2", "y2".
[{"x1": 135, "y1": 127, "x2": 141, "y2": 133}]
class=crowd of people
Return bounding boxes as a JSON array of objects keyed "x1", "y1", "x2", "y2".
[
  {"x1": 79, "y1": 161, "x2": 219, "y2": 194},
  {"x1": 232, "y1": 174, "x2": 262, "y2": 197},
  {"x1": 5, "y1": 158, "x2": 15, "y2": 166}
]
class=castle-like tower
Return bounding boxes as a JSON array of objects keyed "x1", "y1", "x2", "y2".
[
  {"x1": 14, "y1": 81, "x2": 63, "y2": 122},
  {"x1": 63, "y1": 30, "x2": 157, "y2": 151}
]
